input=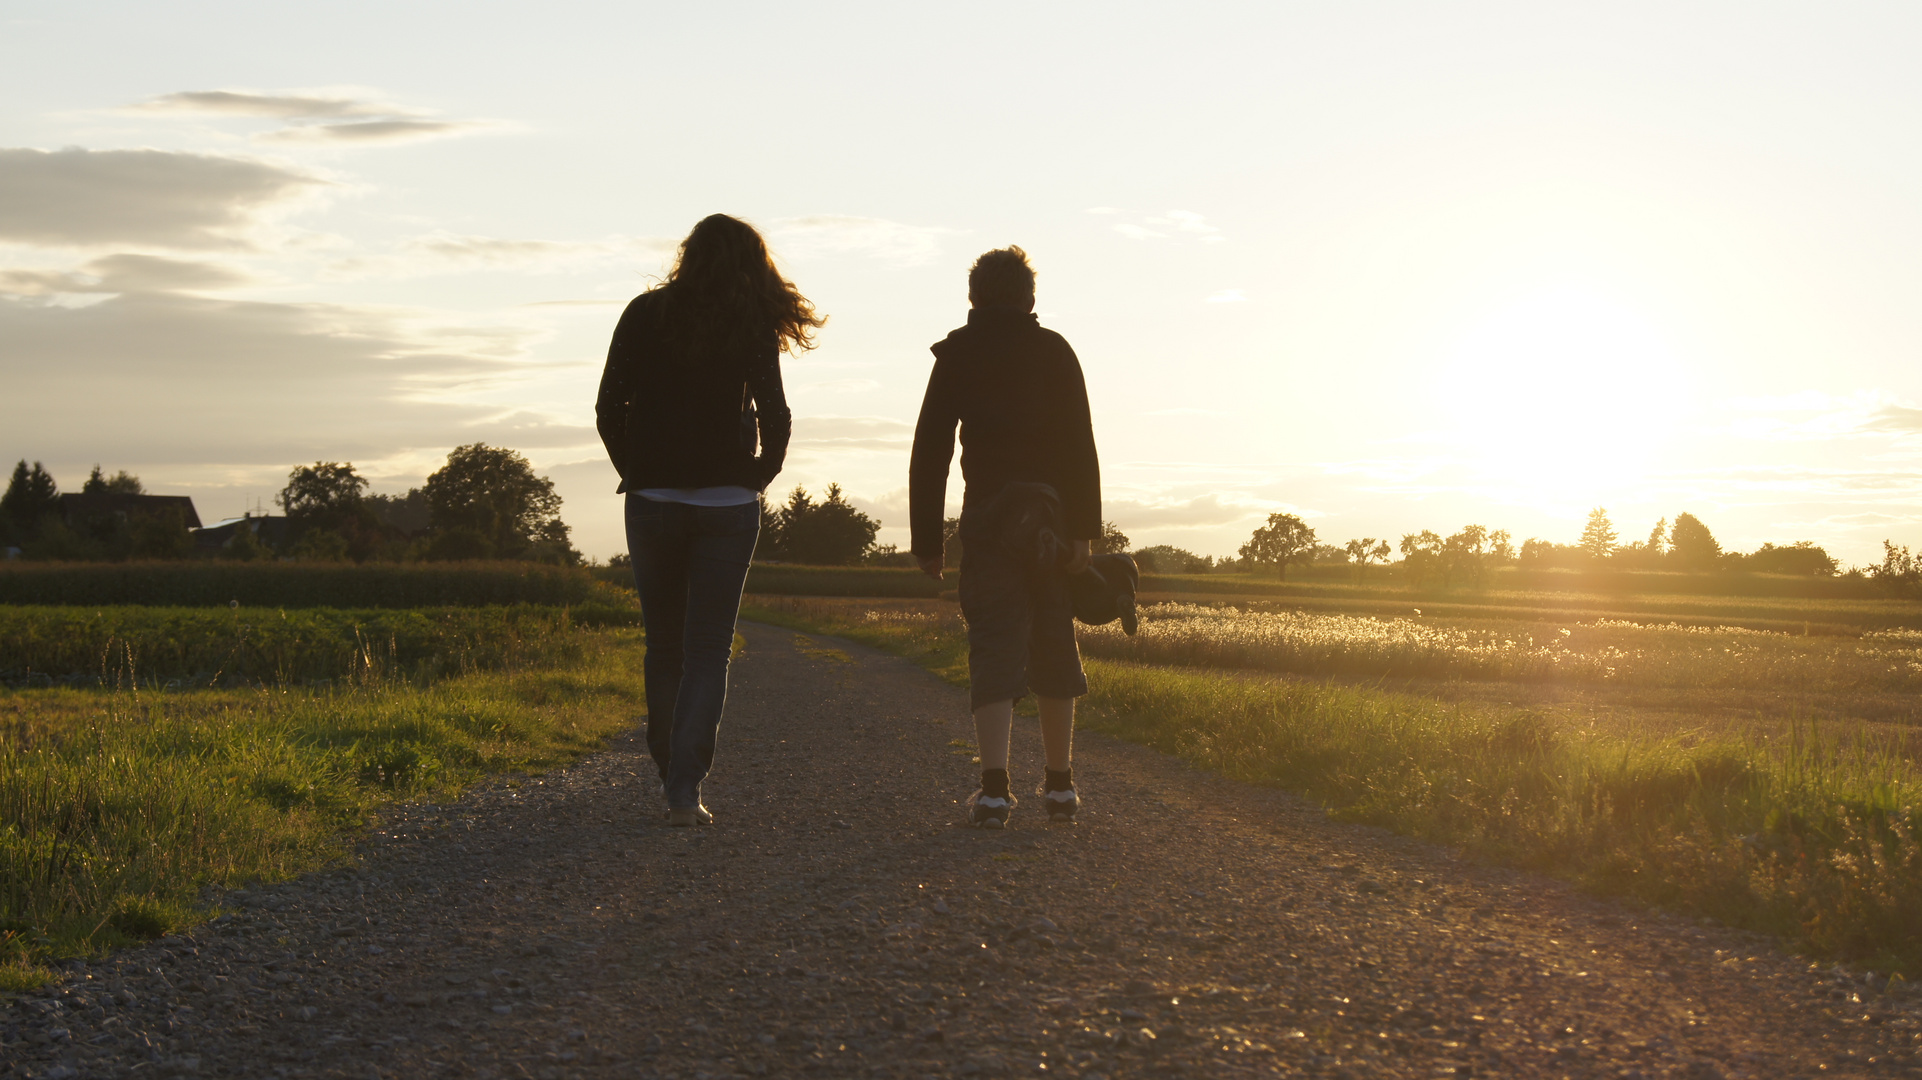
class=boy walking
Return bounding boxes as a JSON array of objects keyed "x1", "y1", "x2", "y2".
[{"x1": 909, "y1": 246, "x2": 1101, "y2": 828}]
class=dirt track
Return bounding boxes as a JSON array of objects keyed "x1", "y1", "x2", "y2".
[{"x1": 5, "y1": 620, "x2": 1921, "y2": 1079}]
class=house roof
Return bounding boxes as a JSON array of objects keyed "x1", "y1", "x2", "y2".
[{"x1": 57, "y1": 492, "x2": 202, "y2": 530}]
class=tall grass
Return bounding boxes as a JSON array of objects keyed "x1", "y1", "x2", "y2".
[
  {"x1": 0, "y1": 561, "x2": 617, "y2": 608},
  {"x1": 1078, "y1": 603, "x2": 1922, "y2": 694},
  {"x1": 0, "y1": 605, "x2": 644, "y2": 687},
  {"x1": 751, "y1": 596, "x2": 1922, "y2": 973},
  {"x1": 0, "y1": 630, "x2": 645, "y2": 986}
]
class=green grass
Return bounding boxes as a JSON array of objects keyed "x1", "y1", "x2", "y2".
[
  {"x1": 0, "y1": 604, "x2": 643, "y2": 686},
  {"x1": 0, "y1": 628, "x2": 645, "y2": 988},
  {"x1": 0, "y1": 560, "x2": 620, "y2": 608},
  {"x1": 748, "y1": 595, "x2": 1922, "y2": 974}
]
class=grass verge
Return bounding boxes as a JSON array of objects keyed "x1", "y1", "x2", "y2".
[
  {"x1": 0, "y1": 628, "x2": 644, "y2": 990},
  {"x1": 745, "y1": 597, "x2": 1922, "y2": 975}
]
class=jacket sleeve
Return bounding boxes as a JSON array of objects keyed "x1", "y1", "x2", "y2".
[
  {"x1": 908, "y1": 356, "x2": 959, "y2": 559},
  {"x1": 596, "y1": 298, "x2": 647, "y2": 493},
  {"x1": 746, "y1": 340, "x2": 791, "y2": 490},
  {"x1": 1056, "y1": 341, "x2": 1102, "y2": 541}
]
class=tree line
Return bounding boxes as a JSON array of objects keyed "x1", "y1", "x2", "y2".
[
  {"x1": 1131, "y1": 507, "x2": 1918, "y2": 597},
  {"x1": 0, "y1": 444, "x2": 580, "y2": 565}
]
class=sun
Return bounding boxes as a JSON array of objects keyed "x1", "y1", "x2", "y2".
[{"x1": 1430, "y1": 285, "x2": 1696, "y2": 496}]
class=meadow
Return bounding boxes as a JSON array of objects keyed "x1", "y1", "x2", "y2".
[
  {"x1": 0, "y1": 567, "x2": 650, "y2": 989},
  {"x1": 741, "y1": 593, "x2": 1922, "y2": 973}
]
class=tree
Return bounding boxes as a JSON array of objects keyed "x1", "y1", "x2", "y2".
[
  {"x1": 1440, "y1": 525, "x2": 1492, "y2": 588},
  {"x1": 1669, "y1": 512, "x2": 1722, "y2": 570},
  {"x1": 1579, "y1": 507, "x2": 1618, "y2": 561},
  {"x1": 1099, "y1": 520, "x2": 1130, "y2": 554},
  {"x1": 767, "y1": 484, "x2": 880, "y2": 565},
  {"x1": 366, "y1": 488, "x2": 432, "y2": 535},
  {"x1": 1239, "y1": 512, "x2": 1316, "y2": 580},
  {"x1": 1869, "y1": 541, "x2": 1921, "y2": 597},
  {"x1": 278, "y1": 462, "x2": 367, "y2": 520},
  {"x1": 1742, "y1": 541, "x2": 1838, "y2": 577},
  {"x1": 1399, "y1": 530, "x2": 1443, "y2": 588},
  {"x1": 1645, "y1": 517, "x2": 1668, "y2": 557},
  {"x1": 1135, "y1": 544, "x2": 1210, "y2": 574},
  {"x1": 82, "y1": 465, "x2": 143, "y2": 495},
  {"x1": 1, "y1": 460, "x2": 60, "y2": 544},
  {"x1": 422, "y1": 444, "x2": 576, "y2": 562},
  {"x1": 1489, "y1": 530, "x2": 1514, "y2": 563}
]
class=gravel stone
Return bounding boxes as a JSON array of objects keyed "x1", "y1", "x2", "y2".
[{"x1": 5, "y1": 620, "x2": 1922, "y2": 1078}]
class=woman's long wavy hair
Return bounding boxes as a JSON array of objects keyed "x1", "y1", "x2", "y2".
[{"x1": 656, "y1": 214, "x2": 824, "y2": 356}]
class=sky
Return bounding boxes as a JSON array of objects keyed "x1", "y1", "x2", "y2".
[{"x1": 2, "y1": 1, "x2": 1919, "y2": 565}]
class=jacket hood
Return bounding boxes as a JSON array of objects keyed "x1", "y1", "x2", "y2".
[{"x1": 930, "y1": 308, "x2": 1039, "y2": 359}]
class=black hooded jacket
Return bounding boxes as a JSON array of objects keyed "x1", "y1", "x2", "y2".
[
  {"x1": 595, "y1": 289, "x2": 792, "y2": 493},
  {"x1": 909, "y1": 308, "x2": 1101, "y2": 559}
]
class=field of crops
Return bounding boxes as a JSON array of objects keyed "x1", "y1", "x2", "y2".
[
  {"x1": 0, "y1": 566, "x2": 650, "y2": 988},
  {"x1": 0, "y1": 561, "x2": 619, "y2": 608},
  {"x1": 0, "y1": 604, "x2": 648, "y2": 688}
]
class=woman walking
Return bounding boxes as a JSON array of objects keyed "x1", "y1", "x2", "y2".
[{"x1": 596, "y1": 214, "x2": 823, "y2": 826}]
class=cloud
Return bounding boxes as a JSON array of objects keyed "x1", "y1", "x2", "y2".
[
  {"x1": 1142, "y1": 407, "x2": 1228, "y2": 417},
  {"x1": 132, "y1": 90, "x2": 402, "y2": 120},
  {"x1": 1204, "y1": 289, "x2": 1246, "y2": 303},
  {"x1": 128, "y1": 88, "x2": 489, "y2": 146},
  {"x1": 0, "y1": 254, "x2": 252, "y2": 295},
  {"x1": 0, "y1": 291, "x2": 593, "y2": 467},
  {"x1": 772, "y1": 216, "x2": 958, "y2": 267},
  {"x1": 260, "y1": 120, "x2": 485, "y2": 145},
  {"x1": 322, "y1": 231, "x2": 676, "y2": 279},
  {"x1": 0, "y1": 147, "x2": 323, "y2": 249},
  {"x1": 787, "y1": 415, "x2": 913, "y2": 452},
  {"x1": 1109, "y1": 209, "x2": 1225, "y2": 243},
  {"x1": 1104, "y1": 493, "x2": 1304, "y2": 530},
  {"x1": 1868, "y1": 405, "x2": 1922, "y2": 434}
]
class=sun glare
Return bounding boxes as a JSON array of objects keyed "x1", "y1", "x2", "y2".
[{"x1": 1431, "y1": 286, "x2": 1695, "y2": 496}]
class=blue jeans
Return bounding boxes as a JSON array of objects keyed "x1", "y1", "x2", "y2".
[{"x1": 624, "y1": 495, "x2": 760, "y2": 809}]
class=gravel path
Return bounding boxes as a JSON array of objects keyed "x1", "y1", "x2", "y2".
[{"x1": 7, "y1": 620, "x2": 1922, "y2": 1079}]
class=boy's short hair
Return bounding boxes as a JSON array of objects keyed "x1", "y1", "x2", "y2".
[{"x1": 968, "y1": 246, "x2": 1035, "y2": 309}]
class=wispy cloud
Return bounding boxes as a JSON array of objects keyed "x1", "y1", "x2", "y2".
[
  {"x1": 772, "y1": 215, "x2": 958, "y2": 267},
  {"x1": 1204, "y1": 289, "x2": 1246, "y2": 303},
  {"x1": 128, "y1": 87, "x2": 492, "y2": 146},
  {"x1": 0, "y1": 254, "x2": 251, "y2": 296},
  {"x1": 1715, "y1": 391, "x2": 1922, "y2": 442},
  {"x1": 0, "y1": 147, "x2": 323, "y2": 250},
  {"x1": 323, "y1": 232, "x2": 675, "y2": 279},
  {"x1": 788, "y1": 415, "x2": 913, "y2": 452},
  {"x1": 1106, "y1": 209, "x2": 1225, "y2": 243}
]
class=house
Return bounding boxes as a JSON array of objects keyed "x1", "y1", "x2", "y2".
[
  {"x1": 58, "y1": 492, "x2": 203, "y2": 529},
  {"x1": 193, "y1": 513, "x2": 291, "y2": 554}
]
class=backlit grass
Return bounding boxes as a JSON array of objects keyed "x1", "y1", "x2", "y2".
[{"x1": 749, "y1": 595, "x2": 1922, "y2": 974}]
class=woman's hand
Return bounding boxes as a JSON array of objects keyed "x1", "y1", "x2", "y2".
[
  {"x1": 1065, "y1": 539, "x2": 1092, "y2": 574},
  {"x1": 918, "y1": 554, "x2": 945, "y2": 581}
]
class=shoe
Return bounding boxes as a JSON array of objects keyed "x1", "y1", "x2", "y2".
[
  {"x1": 667, "y1": 804, "x2": 713, "y2": 827},
  {"x1": 968, "y1": 790, "x2": 1015, "y2": 829},
  {"x1": 1043, "y1": 785, "x2": 1079, "y2": 823}
]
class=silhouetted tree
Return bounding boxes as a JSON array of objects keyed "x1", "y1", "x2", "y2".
[
  {"x1": 1646, "y1": 517, "x2": 1668, "y2": 557},
  {"x1": 1099, "y1": 520, "x2": 1130, "y2": 554},
  {"x1": 1240, "y1": 512, "x2": 1316, "y2": 580},
  {"x1": 366, "y1": 488, "x2": 432, "y2": 536},
  {"x1": 1, "y1": 460, "x2": 60, "y2": 545},
  {"x1": 1399, "y1": 530, "x2": 1443, "y2": 587},
  {"x1": 1579, "y1": 508, "x2": 1618, "y2": 561},
  {"x1": 764, "y1": 484, "x2": 880, "y2": 565},
  {"x1": 278, "y1": 461, "x2": 390, "y2": 561},
  {"x1": 1668, "y1": 512, "x2": 1722, "y2": 570},
  {"x1": 82, "y1": 465, "x2": 143, "y2": 495},
  {"x1": 1741, "y1": 541, "x2": 1838, "y2": 576},
  {"x1": 1135, "y1": 544, "x2": 1210, "y2": 574},
  {"x1": 421, "y1": 444, "x2": 576, "y2": 563},
  {"x1": 1869, "y1": 541, "x2": 1921, "y2": 597}
]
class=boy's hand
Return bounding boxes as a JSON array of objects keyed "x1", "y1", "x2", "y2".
[
  {"x1": 1065, "y1": 539, "x2": 1091, "y2": 574},
  {"x1": 918, "y1": 554, "x2": 945, "y2": 581}
]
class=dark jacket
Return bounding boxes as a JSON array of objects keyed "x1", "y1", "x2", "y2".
[
  {"x1": 909, "y1": 308, "x2": 1100, "y2": 559},
  {"x1": 968, "y1": 481, "x2": 1139, "y2": 634},
  {"x1": 595, "y1": 289, "x2": 792, "y2": 493}
]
